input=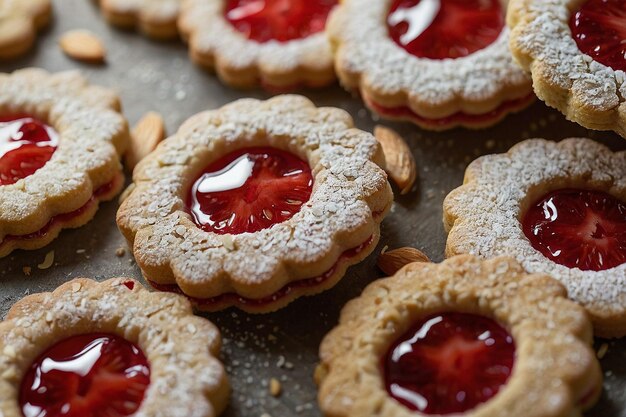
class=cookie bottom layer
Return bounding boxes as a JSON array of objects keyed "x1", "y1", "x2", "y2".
[
  {"x1": 364, "y1": 92, "x2": 536, "y2": 131},
  {"x1": 149, "y1": 232, "x2": 379, "y2": 313},
  {"x1": 0, "y1": 172, "x2": 124, "y2": 257}
]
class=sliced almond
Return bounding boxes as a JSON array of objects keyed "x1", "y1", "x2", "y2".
[
  {"x1": 377, "y1": 247, "x2": 430, "y2": 276},
  {"x1": 59, "y1": 30, "x2": 106, "y2": 63},
  {"x1": 125, "y1": 112, "x2": 166, "y2": 171},
  {"x1": 37, "y1": 250, "x2": 55, "y2": 270},
  {"x1": 374, "y1": 125, "x2": 417, "y2": 195}
]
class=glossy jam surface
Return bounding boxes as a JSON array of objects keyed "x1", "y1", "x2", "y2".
[
  {"x1": 383, "y1": 312, "x2": 515, "y2": 415},
  {"x1": 188, "y1": 147, "x2": 313, "y2": 235},
  {"x1": 0, "y1": 115, "x2": 58, "y2": 186},
  {"x1": 387, "y1": 0, "x2": 504, "y2": 59},
  {"x1": 224, "y1": 0, "x2": 337, "y2": 43},
  {"x1": 570, "y1": 0, "x2": 626, "y2": 72},
  {"x1": 20, "y1": 333, "x2": 150, "y2": 417},
  {"x1": 523, "y1": 189, "x2": 626, "y2": 271}
]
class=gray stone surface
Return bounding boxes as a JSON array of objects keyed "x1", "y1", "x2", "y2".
[{"x1": 1, "y1": 0, "x2": 625, "y2": 415}]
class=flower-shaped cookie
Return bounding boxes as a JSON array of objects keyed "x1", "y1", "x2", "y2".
[
  {"x1": 444, "y1": 138, "x2": 626, "y2": 337},
  {"x1": 317, "y1": 255, "x2": 601, "y2": 417},
  {"x1": 0, "y1": 68, "x2": 129, "y2": 258},
  {"x1": 508, "y1": 0, "x2": 626, "y2": 138},
  {"x1": 117, "y1": 95, "x2": 393, "y2": 313},
  {"x1": 327, "y1": 0, "x2": 534, "y2": 131},
  {"x1": 96, "y1": 0, "x2": 180, "y2": 40},
  {"x1": 0, "y1": 0, "x2": 51, "y2": 59},
  {"x1": 0, "y1": 278, "x2": 230, "y2": 417},
  {"x1": 178, "y1": 0, "x2": 337, "y2": 90}
]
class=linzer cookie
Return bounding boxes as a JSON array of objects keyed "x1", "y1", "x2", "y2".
[
  {"x1": 117, "y1": 95, "x2": 393, "y2": 313},
  {"x1": 96, "y1": 0, "x2": 180, "y2": 40},
  {"x1": 444, "y1": 138, "x2": 626, "y2": 337},
  {"x1": 0, "y1": 68, "x2": 128, "y2": 258},
  {"x1": 327, "y1": 0, "x2": 534, "y2": 131},
  {"x1": 508, "y1": 0, "x2": 626, "y2": 137},
  {"x1": 0, "y1": 0, "x2": 51, "y2": 59},
  {"x1": 178, "y1": 0, "x2": 337, "y2": 90},
  {"x1": 317, "y1": 255, "x2": 601, "y2": 417},
  {"x1": 0, "y1": 278, "x2": 230, "y2": 417}
]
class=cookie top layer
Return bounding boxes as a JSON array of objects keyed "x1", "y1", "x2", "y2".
[
  {"x1": 508, "y1": 0, "x2": 626, "y2": 137},
  {"x1": 0, "y1": 68, "x2": 128, "y2": 241},
  {"x1": 0, "y1": 277, "x2": 230, "y2": 417},
  {"x1": 318, "y1": 255, "x2": 601, "y2": 417},
  {"x1": 117, "y1": 95, "x2": 392, "y2": 311},
  {"x1": 444, "y1": 138, "x2": 626, "y2": 337}
]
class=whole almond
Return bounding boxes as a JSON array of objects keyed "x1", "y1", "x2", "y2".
[
  {"x1": 374, "y1": 125, "x2": 417, "y2": 195},
  {"x1": 59, "y1": 30, "x2": 106, "y2": 63},
  {"x1": 377, "y1": 247, "x2": 430, "y2": 276},
  {"x1": 125, "y1": 112, "x2": 166, "y2": 171}
]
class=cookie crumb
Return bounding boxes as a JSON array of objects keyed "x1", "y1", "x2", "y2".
[
  {"x1": 597, "y1": 343, "x2": 609, "y2": 359},
  {"x1": 115, "y1": 247, "x2": 126, "y2": 257},
  {"x1": 269, "y1": 378, "x2": 281, "y2": 397},
  {"x1": 37, "y1": 251, "x2": 55, "y2": 270},
  {"x1": 22, "y1": 266, "x2": 31, "y2": 276},
  {"x1": 76, "y1": 249, "x2": 86, "y2": 254}
]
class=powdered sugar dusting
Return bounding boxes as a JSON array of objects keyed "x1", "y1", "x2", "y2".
[
  {"x1": 118, "y1": 95, "x2": 392, "y2": 303},
  {"x1": 179, "y1": 0, "x2": 334, "y2": 85},
  {"x1": 508, "y1": 0, "x2": 625, "y2": 136},
  {"x1": 328, "y1": 0, "x2": 532, "y2": 117},
  {"x1": 0, "y1": 278, "x2": 229, "y2": 417},
  {"x1": 0, "y1": 69, "x2": 127, "y2": 241},
  {"x1": 444, "y1": 138, "x2": 626, "y2": 335},
  {"x1": 318, "y1": 255, "x2": 600, "y2": 417}
]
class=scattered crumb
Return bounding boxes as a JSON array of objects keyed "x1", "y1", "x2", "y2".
[
  {"x1": 76, "y1": 249, "x2": 86, "y2": 254},
  {"x1": 597, "y1": 343, "x2": 609, "y2": 359},
  {"x1": 22, "y1": 266, "x2": 31, "y2": 276},
  {"x1": 380, "y1": 245, "x2": 389, "y2": 255},
  {"x1": 269, "y1": 378, "x2": 281, "y2": 397},
  {"x1": 37, "y1": 251, "x2": 55, "y2": 270},
  {"x1": 261, "y1": 414, "x2": 272, "y2": 417},
  {"x1": 115, "y1": 247, "x2": 126, "y2": 257}
]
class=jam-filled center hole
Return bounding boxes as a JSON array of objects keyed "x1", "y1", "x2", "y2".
[
  {"x1": 383, "y1": 312, "x2": 515, "y2": 415},
  {"x1": 187, "y1": 146, "x2": 313, "y2": 235}
]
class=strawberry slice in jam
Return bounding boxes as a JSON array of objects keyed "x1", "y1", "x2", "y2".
[
  {"x1": 224, "y1": 0, "x2": 338, "y2": 43},
  {"x1": 570, "y1": 0, "x2": 626, "y2": 72},
  {"x1": 523, "y1": 189, "x2": 626, "y2": 271},
  {"x1": 0, "y1": 115, "x2": 58, "y2": 186},
  {"x1": 19, "y1": 333, "x2": 150, "y2": 417},
  {"x1": 383, "y1": 312, "x2": 515, "y2": 415},
  {"x1": 188, "y1": 147, "x2": 313, "y2": 235},
  {"x1": 387, "y1": 0, "x2": 504, "y2": 59}
]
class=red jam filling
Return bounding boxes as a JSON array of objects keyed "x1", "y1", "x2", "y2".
[
  {"x1": 224, "y1": 0, "x2": 337, "y2": 43},
  {"x1": 570, "y1": 0, "x2": 626, "y2": 72},
  {"x1": 365, "y1": 92, "x2": 535, "y2": 128},
  {"x1": 383, "y1": 312, "x2": 515, "y2": 415},
  {"x1": 19, "y1": 333, "x2": 150, "y2": 417},
  {"x1": 149, "y1": 234, "x2": 374, "y2": 309},
  {"x1": 188, "y1": 147, "x2": 313, "y2": 235},
  {"x1": 523, "y1": 188, "x2": 626, "y2": 271},
  {"x1": 387, "y1": 0, "x2": 504, "y2": 59},
  {"x1": 0, "y1": 115, "x2": 59, "y2": 186}
]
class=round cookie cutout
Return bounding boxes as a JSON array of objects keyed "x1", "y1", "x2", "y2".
[
  {"x1": 327, "y1": 0, "x2": 534, "y2": 131},
  {"x1": 0, "y1": 68, "x2": 129, "y2": 258},
  {"x1": 317, "y1": 255, "x2": 601, "y2": 417},
  {"x1": 508, "y1": 0, "x2": 626, "y2": 138},
  {"x1": 444, "y1": 138, "x2": 626, "y2": 337},
  {"x1": 117, "y1": 95, "x2": 393, "y2": 313},
  {"x1": 0, "y1": 278, "x2": 230, "y2": 417}
]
